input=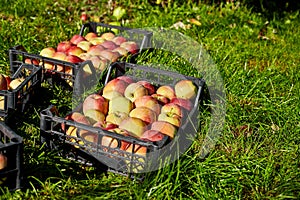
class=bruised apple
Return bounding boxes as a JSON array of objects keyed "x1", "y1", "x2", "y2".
[
  {"x1": 105, "y1": 111, "x2": 128, "y2": 126},
  {"x1": 84, "y1": 109, "x2": 106, "y2": 125}
]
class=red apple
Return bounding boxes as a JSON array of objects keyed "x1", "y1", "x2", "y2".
[
  {"x1": 151, "y1": 93, "x2": 169, "y2": 105},
  {"x1": 84, "y1": 109, "x2": 106, "y2": 125},
  {"x1": 0, "y1": 154, "x2": 7, "y2": 170},
  {"x1": 57, "y1": 41, "x2": 73, "y2": 53},
  {"x1": 101, "y1": 40, "x2": 119, "y2": 50},
  {"x1": 156, "y1": 85, "x2": 176, "y2": 100},
  {"x1": 98, "y1": 50, "x2": 120, "y2": 62},
  {"x1": 25, "y1": 58, "x2": 39, "y2": 65},
  {"x1": 65, "y1": 55, "x2": 83, "y2": 63},
  {"x1": 125, "y1": 144, "x2": 147, "y2": 157},
  {"x1": 134, "y1": 95, "x2": 161, "y2": 116},
  {"x1": 112, "y1": 47, "x2": 128, "y2": 56},
  {"x1": 102, "y1": 90, "x2": 123, "y2": 101},
  {"x1": 170, "y1": 97, "x2": 193, "y2": 111},
  {"x1": 140, "y1": 130, "x2": 165, "y2": 142},
  {"x1": 63, "y1": 111, "x2": 91, "y2": 132},
  {"x1": 93, "y1": 120, "x2": 118, "y2": 130},
  {"x1": 0, "y1": 74, "x2": 8, "y2": 90},
  {"x1": 86, "y1": 44, "x2": 106, "y2": 56},
  {"x1": 52, "y1": 52, "x2": 67, "y2": 71},
  {"x1": 70, "y1": 34, "x2": 87, "y2": 45},
  {"x1": 112, "y1": 36, "x2": 127, "y2": 45},
  {"x1": 66, "y1": 46, "x2": 85, "y2": 57},
  {"x1": 89, "y1": 55, "x2": 108, "y2": 71},
  {"x1": 116, "y1": 75, "x2": 134, "y2": 84},
  {"x1": 78, "y1": 52, "x2": 92, "y2": 61},
  {"x1": 120, "y1": 41, "x2": 139, "y2": 54},
  {"x1": 82, "y1": 93, "x2": 109, "y2": 116},
  {"x1": 136, "y1": 80, "x2": 156, "y2": 95},
  {"x1": 52, "y1": 51, "x2": 67, "y2": 61},
  {"x1": 103, "y1": 78, "x2": 129, "y2": 96},
  {"x1": 3, "y1": 75, "x2": 11, "y2": 89}
]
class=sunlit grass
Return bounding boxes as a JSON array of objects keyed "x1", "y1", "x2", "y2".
[{"x1": 0, "y1": 0, "x2": 299, "y2": 199}]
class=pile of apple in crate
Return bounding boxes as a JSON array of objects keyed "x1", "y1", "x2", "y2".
[
  {"x1": 40, "y1": 62, "x2": 205, "y2": 175},
  {"x1": 1, "y1": 22, "x2": 153, "y2": 190},
  {"x1": 1, "y1": 21, "x2": 205, "y2": 190}
]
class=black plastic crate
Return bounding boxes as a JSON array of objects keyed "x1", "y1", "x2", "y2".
[
  {"x1": 8, "y1": 45, "x2": 97, "y2": 98},
  {"x1": 40, "y1": 62, "x2": 205, "y2": 176},
  {"x1": 0, "y1": 63, "x2": 42, "y2": 121},
  {"x1": 9, "y1": 22, "x2": 153, "y2": 97},
  {"x1": 0, "y1": 122, "x2": 23, "y2": 191}
]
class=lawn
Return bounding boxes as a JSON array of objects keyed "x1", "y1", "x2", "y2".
[{"x1": 0, "y1": 0, "x2": 299, "y2": 199}]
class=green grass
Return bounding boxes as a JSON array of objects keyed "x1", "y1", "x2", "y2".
[{"x1": 0, "y1": 0, "x2": 299, "y2": 199}]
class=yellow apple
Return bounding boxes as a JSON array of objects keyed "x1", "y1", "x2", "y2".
[
  {"x1": 9, "y1": 78, "x2": 24, "y2": 90},
  {"x1": 129, "y1": 107, "x2": 157, "y2": 125},
  {"x1": 108, "y1": 96, "x2": 133, "y2": 115},
  {"x1": 174, "y1": 80, "x2": 197, "y2": 99},
  {"x1": 161, "y1": 102, "x2": 183, "y2": 117},
  {"x1": 151, "y1": 121, "x2": 177, "y2": 139},
  {"x1": 119, "y1": 117, "x2": 147, "y2": 138},
  {"x1": 105, "y1": 111, "x2": 129, "y2": 126},
  {"x1": 84, "y1": 109, "x2": 106, "y2": 125},
  {"x1": 102, "y1": 90, "x2": 123, "y2": 101},
  {"x1": 124, "y1": 82, "x2": 148, "y2": 102},
  {"x1": 156, "y1": 85, "x2": 176, "y2": 100},
  {"x1": 157, "y1": 112, "x2": 181, "y2": 128}
]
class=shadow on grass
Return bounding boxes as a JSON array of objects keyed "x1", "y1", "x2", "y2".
[{"x1": 205, "y1": 0, "x2": 300, "y2": 18}]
